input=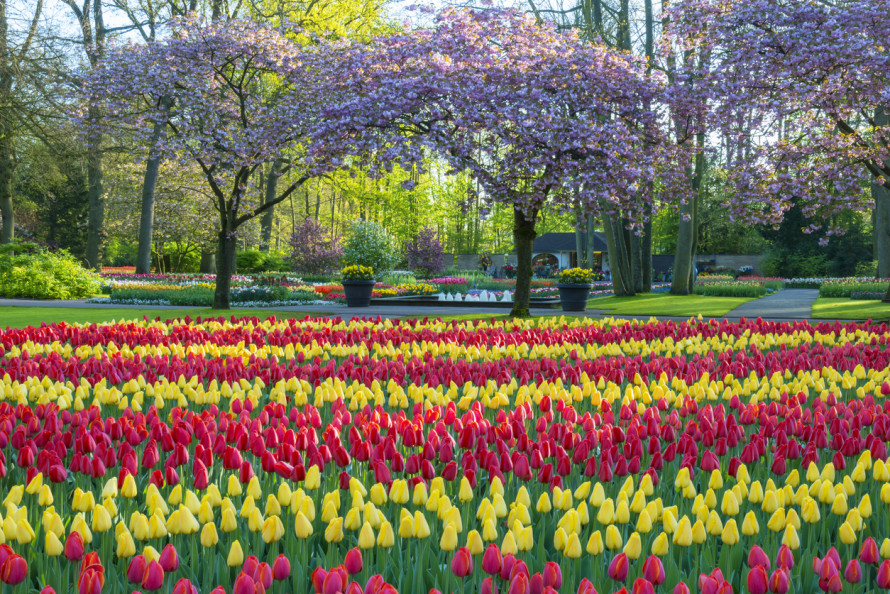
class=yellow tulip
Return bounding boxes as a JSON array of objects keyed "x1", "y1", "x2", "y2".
[
  {"x1": 459, "y1": 478, "x2": 473, "y2": 503},
  {"x1": 376, "y1": 521, "x2": 395, "y2": 548},
  {"x1": 25, "y1": 473, "x2": 43, "y2": 495},
  {"x1": 587, "y1": 530, "x2": 604, "y2": 555},
  {"x1": 325, "y1": 517, "x2": 344, "y2": 543},
  {"x1": 605, "y1": 524, "x2": 623, "y2": 550},
  {"x1": 92, "y1": 506, "x2": 112, "y2": 533},
  {"x1": 721, "y1": 519, "x2": 739, "y2": 545},
  {"x1": 767, "y1": 509, "x2": 786, "y2": 533},
  {"x1": 413, "y1": 512, "x2": 431, "y2": 539},
  {"x1": 467, "y1": 529, "x2": 484, "y2": 555},
  {"x1": 518, "y1": 526, "x2": 533, "y2": 551},
  {"x1": 358, "y1": 522, "x2": 376, "y2": 549},
  {"x1": 672, "y1": 516, "x2": 693, "y2": 546},
  {"x1": 881, "y1": 538, "x2": 890, "y2": 559},
  {"x1": 624, "y1": 532, "x2": 642, "y2": 559},
  {"x1": 227, "y1": 540, "x2": 244, "y2": 567},
  {"x1": 839, "y1": 522, "x2": 857, "y2": 545},
  {"x1": 304, "y1": 466, "x2": 321, "y2": 490},
  {"x1": 859, "y1": 495, "x2": 872, "y2": 518},
  {"x1": 801, "y1": 498, "x2": 820, "y2": 524},
  {"x1": 597, "y1": 499, "x2": 615, "y2": 525},
  {"x1": 370, "y1": 484, "x2": 387, "y2": 507},
  {"x1": 721, "y1": 491, "x2": 740, "y2": 516},
  {"x1": 536, "y1": 493, "x2": 552, "y2": 514},
  {"x1": 399, "y1": 512, "x2": 415, "y2": 539},
  {"x1": 782, "y1": 524, "x2": 800, "y2": 550},
  {"x1": 413, "y1": 483, "x2": 429, "y2": 506},
  {"x1": 554, "y1": 527, "x2": 568, "y2": 551},
  {"x1": 651, "y1": 532, "x2": 670, "y2": 556},
  {"x1": 201, "y1": 522, "x2": 219, "y2": 547},
  {"x1": 262, "y1": 516, "x2": 285, "y2": 543},
  {"x1": 564, "y1": 533, "x2": 582, "y2": 559},
  {"x1": 45, "y1": 531, "x2": 63, "y2": 556},
  {"x1": 502, "y1": 531, "x2": 518, "y2": 556},
  {"x1": 691, "y1": 520, "x2": 707, "y2": 544},
  {"x1": 440, "y1": 522, "x2": 458, "y2": 551},
  {"x1": 37, "y1": 485, "x2": 53, "y2": 507},
  {"x1": 294, "y1": 511, "x2": 313, "y2": 539},
  {"x1": 117, "y1": 530, "x2": 136, "y2": 558}
]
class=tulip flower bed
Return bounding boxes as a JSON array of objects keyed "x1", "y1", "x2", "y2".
[{"x1": 2, "y1": 315, "x2": 890, "y2": 594}]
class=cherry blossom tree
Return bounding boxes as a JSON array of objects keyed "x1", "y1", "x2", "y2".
[
  {"x1": 320, "y1": 9, "x2": 687, "y2": 314},
  {"x1": 667, "y1": 0, "x2": 890, "y2": 282},
  {"x1": 83, "y1": 17, "x2": 339, "y2": 308}
]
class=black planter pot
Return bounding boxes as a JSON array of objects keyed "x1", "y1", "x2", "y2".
[
  {"x1": 557, "y1": 283, "x2": 592, "y2": 312},
  {"x1": 342, "y1": 279, "x2": 375, "y2": 307}
]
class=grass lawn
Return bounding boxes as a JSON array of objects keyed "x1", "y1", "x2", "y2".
[
  {"x1": 586, "y1": 292, "x2": 754, "y2": 317},
  {"x1": 811, "y1": 298, "x2": 890, "y2": 321},
  {"x1": 0, "y1": 307, "x2": 317, "y2": 330}
]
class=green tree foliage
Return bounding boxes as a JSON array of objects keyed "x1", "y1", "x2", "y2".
[
  {"x1": 759, "y1": 199, "x2": 873, "y2": 278},
  {"x1": 342, "y1": 221, "x2": 398, "y2": 276}
]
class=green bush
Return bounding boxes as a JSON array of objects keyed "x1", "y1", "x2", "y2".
[
  {"x1": 819, "y1": 280, "x2": 888, "y2": 298},
  {"x1": 854, "y1": 260, "x2": 879, "y2": 278},
  {"x1": 342, "y1": 221, "x2": 398, "y2": 276},
  {"x1": 236, "y1": 249, "x2": 290, "y2": 273},
  {"x1": 693, "y1": 281, "x2": 766, "y2": 298},
  {"x1": 0, "y1": 243, "x2": 101, "y2": 299}
]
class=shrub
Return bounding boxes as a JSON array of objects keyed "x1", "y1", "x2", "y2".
[
  {"x1": 820, "y1": 279, "x2": 890, "y2": 298},
  {"x1": 405, "y1": 227, "x2": 445, "y2": 278},
  {"x1": 693, "y1": 280, "x2": 766, "y2": 298},
  {"x1": 342, "y1": 221, "x2": 398, "y2": 276},
  {"x1": 0, "y1": 243, "x2": 101, "y2": 299},
  {"x1": 854, "y1": 260, "x2": 879, "y2": 278},
  {"x1": 289, "y1": 219, "x2": 343, "y2": 274}
]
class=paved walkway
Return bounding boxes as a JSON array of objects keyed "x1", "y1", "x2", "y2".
[
  {"x1": 0, "y1": 288, "x2": 863, "y2": 324},
  {"x1": 722, "y1": 288, "x2": 820, "y2": 321}
]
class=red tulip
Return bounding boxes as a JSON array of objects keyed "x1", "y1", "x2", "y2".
[
  {"x1": 861, "y1": 537, "x2": 880, "y2": 565},
  {"x1": 748, "y1": 546, "x2": 771, "y2": 570},
  {"x1": 41, "y1": 588, "x2": 57, "y2": 594},
  {"x1": 877, "y1": 560, "x2": 890, "y2": 589},
  {"x1": 747, "y1": 566, "x2": 769, "y2": 594},
  {"x1": 78, "y1": 570, "x2": 103, "y2": 594},
  {"x1": 233, "y1": 572, "x2": 257, "y2": 594},
  {"x1": 543, "y1": 561, "x2": 562, "y2": 589},
  {"x1": 672, "y1": 584, "x2": 691, "y2": 594},
  {"x1": 243, "y1": 556, "x2": 259, "y2": 578},
  {"x1": 482, "y1": 576, "x2": 500, "y2": 594},
  {"x1": 1, "y1": 555, "x2": 27, "y2": 585},
  {"x1": 608, "y1": 553, "x2": 629, "y2": 582},
  {"x1": 345, "y1": 583, "x2": 363, "y2": 594},
  {"x1": 508, "y1": 573, "x2": 529, "y2": 594},
  {"x1": 364, "y1": 574, "x2": 385, "y2": 594},
  {"x1": 844, "y1": 559, "x2": 862, "y2": 584},
  {"x1": 272, "y1": 555, "x2": 291, "y2": 581},
  {"x1": 172, "y1": 578, "x2": 198, "y2": 594},
  {"x1": 483, "y1": 544, "x2": 503, "y2": 575},
  {"x1": 141, "y1": 561, "x2": 165, "y2": 591},
  {"x1": 530, "y1": 573, "x2": 544, "y2": 594},
  {"x1": 451, "y1": 547, "x2": 474, "y2": 578},
  {"x1": 65, "y1": 532, "x2": 85, "y2": 561},
  {"x1": 577, "y1": 578, "x2": 598, "y2": 594},
  {"x1": 128, "y1": 556, "x2": 148, "y2": 583},
  {"x1": 80, "y1": 552, "x2": 103, "y2": 578},
  {"x1": 345, "y1": 547, "x2": 363, "y2": 575},
  {"x1": 775, "y1": 545, "x2": 794, "y2": 570},
  {"x1": 159, "y1": 544, "x2": 179, "y2": 572},
  {"x1": 641, "y1": 556, "x2": 665, "y2": 585},
  {"x1": 631, "y1": 578, "x2": 655, "y2": 594},
  {"x1": 768, "y1": 568, "x2": 789, "y2": 594},
  {"x1": 311, "y1": 568, "x2": 328, "y2": 593},
  {"x1": 254, "y1": 562, "x2": 273, "y2": 590}
]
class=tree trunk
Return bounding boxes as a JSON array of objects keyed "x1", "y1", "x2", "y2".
[
  {"x1": 135, "y1": 99, "x2": 170, "y2": 274},
  {"x1": 200, "y1": 251, "x2": 216, "y2": 273},
  {"x1": 511, "y1": 208, "x2": 538, "y2": 317},
  {"x1": 260, "y1": 159, "x2": 281, "y2": 252},
  {"x1": 213, "y1": 231, "x2": 237, "y2": 309},
  {"x1": 586, "y1": 215, "x2": 596, "y2": 270},
  {"x1": 575, "y1": 214, "x2": 585, "y2": 267},
  {"x1": 0, "y1": 135, "x2": 12, "y2": 244},
  {"x1": 671, "y1": 132, "x2": 706, "y2": 295},
  {"x1": 85, "y1": 139, "x2": 104, "y2": 270},
  {"x1": 602, "y1": 212, "x2": 635, "y2": 296},
  {"x1": 629, "y1": 226, "x2": 643, "y2": 292},
  {"x1": 642, "y1": 215, "x2": 653, "y2": 292}
]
